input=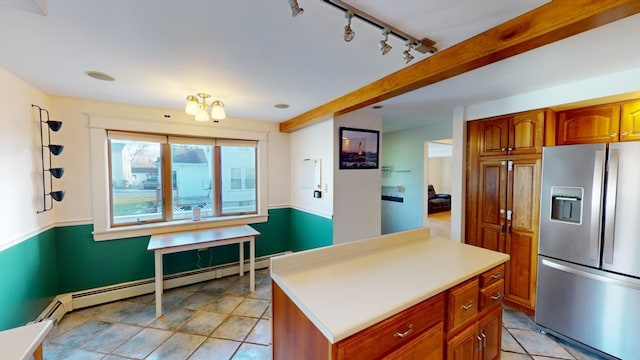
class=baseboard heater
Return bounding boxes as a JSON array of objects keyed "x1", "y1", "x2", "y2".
[{"x1": 36, "y1": 252, "x2": 289, "y2": 324}]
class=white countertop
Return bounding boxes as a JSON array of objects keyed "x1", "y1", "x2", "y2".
[{"x1": 270, "y1": 228, "x2": 509, "y2": 343}]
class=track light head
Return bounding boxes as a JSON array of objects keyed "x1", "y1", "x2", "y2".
[
  {"x1": 379, "y1": 30, "x2": 392, "y2": 55},
  {"x1": 343, "y1": 11, "x2": 355, "y2": 42},
  {"x1": 288, "y1": 0, "x2": 303, "y2": 17},
  {"x1": 402, "y1": 48, "x2": 414, "y2": 64}
]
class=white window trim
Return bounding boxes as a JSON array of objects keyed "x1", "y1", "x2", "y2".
[{"x1": 89, "y1": 116, "x2": 268, "y2": 241}]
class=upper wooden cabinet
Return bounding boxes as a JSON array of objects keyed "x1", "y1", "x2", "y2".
[
  {"x1": 621, "y1": 100, "x2": 640, "y2": 142},
  {"x1": 556, "y1": 104, "x2": 620, "y2": 144},
  {"x1": 473, "y1": 110, "x2": 545, "y2": 157}
]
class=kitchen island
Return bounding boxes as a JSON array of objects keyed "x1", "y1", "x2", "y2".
[{"x1": 270, "y1": 228, "x2": 509, "y2": 359}]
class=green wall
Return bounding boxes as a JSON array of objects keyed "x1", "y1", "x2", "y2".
[
  {"x1": 0, "y1": 207, "x2": 329, "y2": 330},
  {"x1": 290, "y1": 208, "x2": 333, "y2": 252},
  {"x1": 0, "y1": 228, "x2": 58, "y2": 330}
]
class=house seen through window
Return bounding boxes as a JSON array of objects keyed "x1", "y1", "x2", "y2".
[{"x1": 108, "y1": 132, "x2": 257, "y2": 227}]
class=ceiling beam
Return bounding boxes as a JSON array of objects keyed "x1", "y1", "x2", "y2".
[{"x1": 279, "y1": 0, "x2": 640, "y2": 133}]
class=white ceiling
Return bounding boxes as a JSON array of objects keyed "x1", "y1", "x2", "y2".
[{"x1": 1, "y1": 1, "x2": 639, "y2": 132}]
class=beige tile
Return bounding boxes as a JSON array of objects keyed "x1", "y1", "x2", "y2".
[
  {"x1": 212, "y1": 315, "x2": 259, "y2": 342},
  {"x1": 245, "y1": 319, "x2": 271, "y2": 345},
  {"x1": 179, "y1": 291, "x2": 218, "y2": 310},
  {"x1": 49, "y1": 320, "x2": 111, "y2": 347},
  {"x1": 232, "y1": 298, "x2": 270, "y2": 318},
  {"x1": 189, "y1": 338, "x2": 241, "y2": 360},
  {"x1": 180, "y1": 311, "x2": 227, "y2": 336},
  {"x1": 112, "y1": 327, "x2": 172, "y2": 358},
  {"x1": 502, "y1": 327, "x2": 526, "y2": 353},
  {"x1": 502, "y1": 351, "x2": 533, "y2": 360},
  {"x1": 146, "y1": 332, "x2": 206, "y2": 360},
  {"x1": 202, "y1": 295, "x2": 244, "y2": 314},
  {"x1": 149, "y1": 308, "x2": 197, "y2": 331},
  {"x1": 232, "y1": 343, "x2": 271, "y2": 360},
  {"x1": 510, "y1": 329, "x2": 574, "y2": 359},
  {"x1": 82, "y1": 323, "x2": 143, "y2": 352}
]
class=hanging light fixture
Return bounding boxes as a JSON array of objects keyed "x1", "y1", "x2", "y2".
[
  {"x1": 343, "y1": 11, "x2": 355, "y2": 42},
  {"x1": 379, "y1": 29, "x2": 392, "y2": 55},
  {"x1": 185, "y1": 93, "x2": 226, "y2": 123}
]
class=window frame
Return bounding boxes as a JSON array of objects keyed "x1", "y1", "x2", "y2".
[{"x1": 90, "y1": 116, "x2": 268, "y2": 241}]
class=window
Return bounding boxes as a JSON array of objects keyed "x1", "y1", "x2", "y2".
[{"x1": 107, "y1": 131, "x2": 257, "y2": 227}]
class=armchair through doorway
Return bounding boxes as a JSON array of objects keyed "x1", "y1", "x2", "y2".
[{"x1": 428, "y1": 185, "x2": 451, "y2": 213}]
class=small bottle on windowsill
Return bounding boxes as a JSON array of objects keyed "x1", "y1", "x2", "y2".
[{"x1": 192, "y1": 207, "x2": 201, "y2": 221}]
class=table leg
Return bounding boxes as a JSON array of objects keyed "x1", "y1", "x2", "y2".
[
  {"x1": 34, "y1": 344, "x2": 43, "y2": 360},
  {"x1": 250, "y1": 237, "x2": 255, "y2": 292},
  {"x1": 155, "y1": 251, "x2": 163, "y2": 318},
  {"x1": 239, "y1": 241, "x2": 244, "y2": 277}
]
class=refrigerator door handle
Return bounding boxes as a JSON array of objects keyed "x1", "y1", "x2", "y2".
[
  {"x1": 603, "y1": 149, "x2": 619, "y2": 265},
  {"x1": 590, "y1": 150, "x2": 605, "y2": 262},
  {"x1": 541, "y1": 258, "x2": 640, "y2": 291}
]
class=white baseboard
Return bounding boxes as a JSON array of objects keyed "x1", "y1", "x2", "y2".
[{"x1": 36, "y1": 252, "x2": 289, "y2": 324}]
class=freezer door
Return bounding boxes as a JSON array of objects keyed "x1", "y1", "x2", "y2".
[
  {"x1": 539, "y1": 143, "x2": 606, "y2": 267},
  {"x1": 602, "y1": 141, "x2": 640, "y2": 277},
  {"x1": 536, "y1": 257, "x2": 640, "y2": 360}
]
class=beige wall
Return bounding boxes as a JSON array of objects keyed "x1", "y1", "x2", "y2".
[
  {"x1": 0, "y1": 67, "x2": 51, "y2": 251},
  {"x1": 428, "y1": 157, "x2": 452, "y2": 195}
]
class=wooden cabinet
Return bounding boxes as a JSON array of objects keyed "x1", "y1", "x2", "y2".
[
  {"x1": 446, "y1": 267, "x2": 504, "y2": 360},
  {"x1": 272, "y1": 282, "x2": 446, "y2": 360},
  {"x1": 556, "y1": 100, "x2": 640, "y2": 144},
  {"x1": 467, "y1": 111, "x2": 544, "y2": 313},
  {"x1": 557, "y1": 104, "x2": 620, "y2": 144},
  {"x1": 474, "y1": 110, "x2": 545, "y2": 157},
  {"x1": 621, "y1": 100, "x2": 640, "y2": 142}
]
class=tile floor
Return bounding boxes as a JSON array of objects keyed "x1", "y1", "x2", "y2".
[{"x1": 42, "y1": 268, "x2": 607, "y2": 359}]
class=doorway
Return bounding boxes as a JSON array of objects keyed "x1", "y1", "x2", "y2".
[{"x1": 424, "y1": 139, "x2": 452, "y2": 238}]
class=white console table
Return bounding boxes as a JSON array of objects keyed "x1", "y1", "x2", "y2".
[{"x1": 148, "y1": 225, "x2": 260, "y2": 317}]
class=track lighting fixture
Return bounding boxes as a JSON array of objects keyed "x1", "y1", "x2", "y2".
[
  {"x1": 291, "y1": 0, "x2": 437, "y2": 63},
  {"x1": 343, "y1": 11, "x2": 355, "y2": 42},
  {"x1": 32, "y1": 104, "x2": 65, "y2": 213},
  {"x1": 402, "y1": 42, "x2": 415, "y2": 64},
  {"x1": 379, "y1": 30, "x2": 392, "y2": 55},
  {"x1": 288, "y1": 0, "x2": 304, "y2": 17},
  {"x1": 185, "y1": 93, "x2": 226, "y2": 123}
]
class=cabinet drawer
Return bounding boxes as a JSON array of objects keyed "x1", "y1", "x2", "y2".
[
  {"x1": 447, "y1": 279, "x2": 479, "y2": 334},
  {"x1": 336, "y1": 293, "x2": 445, "y2": 360},
  {"x1": 480, "y1": 279, "x2": 504, "y2": 311},
  {"x1": 383, "y1": 322, "x2": 443, "y2": 360},
  {"x1": 480, "y1": 264, "x2": 505, "y2": 288}
]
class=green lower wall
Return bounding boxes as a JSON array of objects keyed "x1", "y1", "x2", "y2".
[
  {"x1": 0, "y1": 229, "x2": 58, "y2": 330},
  {"x1": 0, "y1": 207, "x2": 330, "y2": 330},
  {"x1": 290, "y1": 208, "x2": 333, "y2": 252}
]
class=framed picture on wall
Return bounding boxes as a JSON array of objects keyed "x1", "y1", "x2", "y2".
[{"x1": 339, "y1": 127, "x2": 379, "y2": 169}]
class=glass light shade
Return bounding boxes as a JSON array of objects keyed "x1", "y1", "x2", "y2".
[
  {"x1": 195, "y1": 107, "x2": 210, "y2": 121},
  {"x1": 210, "y1": 101, "x2": 226, "y2": 120},
  {"x1": 185, "y1": 100, "x2": 200, "y2": 115}
]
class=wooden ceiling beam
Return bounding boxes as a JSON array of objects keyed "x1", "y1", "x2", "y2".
[{"x1": 279, "y1": 0, "x2": 640, "y2": 133}]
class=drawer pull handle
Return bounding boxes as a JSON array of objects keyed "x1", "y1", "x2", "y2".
[
  {"x1": 490, "y1": 292, "x2": 503, "y2": 301},
  {"x1": 490, "y1": 273, "x2": 503, "y2": 280},
  {"x1": 480, "y1": 330, "x2": 487, "y2": 348},
  {"x1": 460, "y1": 301, "x2": 474, "y2": 311},
  {"x1": 393, "y1": 324, "x2": 413, "y2": 338}
]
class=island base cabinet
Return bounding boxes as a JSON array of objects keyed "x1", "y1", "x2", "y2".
[
  {"x1": 446, "y1": 306, "x2": 502, "y2": 360},
  {"x1": 272, "y1": 282, "x2": 445, "y2": 360}
]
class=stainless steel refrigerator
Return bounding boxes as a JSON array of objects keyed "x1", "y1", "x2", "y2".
[{"x1": 536, "y1": 142, "x2": 640, "y2": 360}]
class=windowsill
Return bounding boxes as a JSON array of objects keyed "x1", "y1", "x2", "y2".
[{"x1": 92, "y1": 213, "x2": 268, "y2": 241}]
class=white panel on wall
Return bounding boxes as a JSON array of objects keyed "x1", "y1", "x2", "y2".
[
  {"x1": 333, "y1": 111, "x2": 382, "y2": 244},
  {"x1": 290, "y1": 119, "x2": 333, "y2": 218}
]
